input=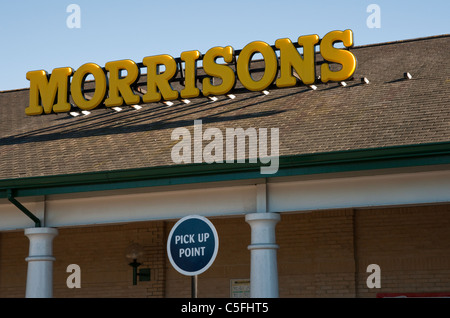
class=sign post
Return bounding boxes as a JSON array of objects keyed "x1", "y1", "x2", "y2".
[
  {"x1": 191, "y1": 275, "x2": 197, "y2": 298},
  {"x1": 167, "y1": 215, "x2": 219, "y2": 297}
]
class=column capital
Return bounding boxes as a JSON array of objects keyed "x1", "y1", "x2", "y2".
[
  {"x1": 25, "y1": 227, "x2": 58, "y2": 236},
  {"x1": 245, "y1": 212, "x2": 280, "y2": 246},
  {"x1": 245, "y1": 212, "x2": 280, "y2": 222}
]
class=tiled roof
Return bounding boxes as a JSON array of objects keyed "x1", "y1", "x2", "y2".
[{"x1": 0, "y1": 35, "x2": 449, "y2": 181}]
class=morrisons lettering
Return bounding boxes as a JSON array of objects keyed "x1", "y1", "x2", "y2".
[{"x1": 25, "y1": 29, "x2": 357, "y2": 116}]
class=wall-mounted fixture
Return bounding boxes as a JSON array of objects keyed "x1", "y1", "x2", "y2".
[{"x1": 125, "y1": 243, "x2": 150, "y2": 285}]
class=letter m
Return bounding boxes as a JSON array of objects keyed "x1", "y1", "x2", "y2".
[
  {"x1": 26, "y1": 67, "x2": 73, "y2": 115},
  {"x1": 226, "y1": 127, "x2": 258, "y2": 163}
]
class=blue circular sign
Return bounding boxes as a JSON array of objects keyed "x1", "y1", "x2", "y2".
[{"x1": 167, "y1": 215, "x2": 219, "y2": 276}]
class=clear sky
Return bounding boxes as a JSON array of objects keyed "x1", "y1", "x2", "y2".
[{"x1": 0, "y1": 0, "x2": 448, "y2": 91}]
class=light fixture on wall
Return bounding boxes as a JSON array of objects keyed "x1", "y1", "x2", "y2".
[{"x1": 125, "y1": 243, "x2": 150, "y2": 285}]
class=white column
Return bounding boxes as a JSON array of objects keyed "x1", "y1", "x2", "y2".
[
  {"x1": 245, "y1": 212, "x2": 280, "y2": 298},
  {"x1": 24, "y1": 227, "x2": 58, "y2": 298}
]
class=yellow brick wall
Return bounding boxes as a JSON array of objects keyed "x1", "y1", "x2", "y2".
[{"x1": 1, "y1": 204, "x2": 449, "y2": 298}]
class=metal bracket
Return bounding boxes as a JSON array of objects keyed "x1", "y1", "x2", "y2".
[{"x1": 7, "y1": 189, "x2": 41, "y2": 227}]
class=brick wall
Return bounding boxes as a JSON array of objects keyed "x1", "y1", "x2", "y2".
[
  {"x1": 354, "y1": 204, "x2": 450, "y2": 298},
  {"x1": 1, "y1": 204, "x2": 449, "y2": 298},
  {"x1": 277, "y1": 209, "x2": 356, "y2": 297},
  {"x1": 0, "y1": 221, "x2": 166, "y2": 298},
  {"x1": 0, "y1": 231, "x2": 28, "y2": 297},
  {"x1": 276, "y1": 204, "x2": 450, "y2": 297},
  {"x1": 52, "y1": 221, "x2": 166, "y2": 298}
]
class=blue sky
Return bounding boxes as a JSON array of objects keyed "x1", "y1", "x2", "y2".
[{"x1": 0, "y1": 0, "x2": 448, "y2": 91}]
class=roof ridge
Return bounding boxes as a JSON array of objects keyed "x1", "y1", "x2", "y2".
[
  {"x1": 353, "y1": 34, "x2": 450, "y2": 49},
  {"x1": 0, "y1": 87, "x2": 29, "y2": 94}
]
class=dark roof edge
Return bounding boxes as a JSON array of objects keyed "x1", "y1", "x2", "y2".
[
  {"x1": 1, "y1": 34, "x2": 449, "y2": 94},
  {"x1": 353, "y1": 33, "x2": 450, "y2": 49},
  {"x1": 0, "y1": 87, "x2": 29, "y2": 94}
]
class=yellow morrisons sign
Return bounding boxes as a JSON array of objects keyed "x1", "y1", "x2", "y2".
[{"x1": 25, "y1": 29, "x2": 356, "y2": 116}]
